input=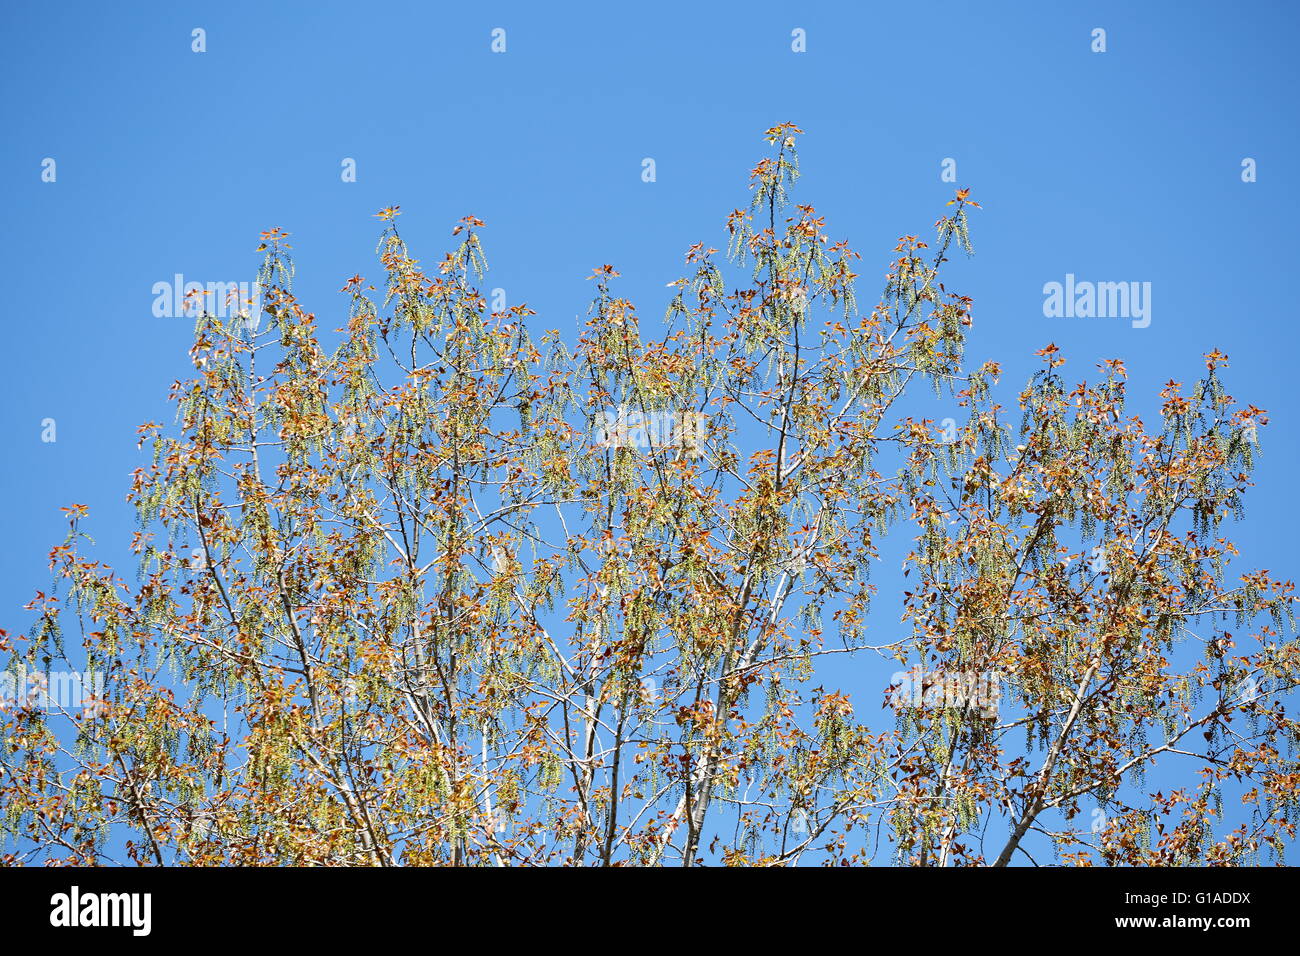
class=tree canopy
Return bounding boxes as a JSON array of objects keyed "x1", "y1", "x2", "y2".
[{"x1": 3, "y1": 125, "x2": 1296, "y2": 866}]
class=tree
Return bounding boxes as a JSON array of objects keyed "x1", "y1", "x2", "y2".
[{"x1": 2, "y1": 124, "x2": 1296, "y2": 866}]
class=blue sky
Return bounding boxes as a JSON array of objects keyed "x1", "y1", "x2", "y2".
[{"x1": 1, "y1": 0, "x2": 1297, "y2": 860}]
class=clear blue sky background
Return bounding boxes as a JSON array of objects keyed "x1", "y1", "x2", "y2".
[{"x1": 1, "y1": 0, "x2": 1297, "y2": 859}]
